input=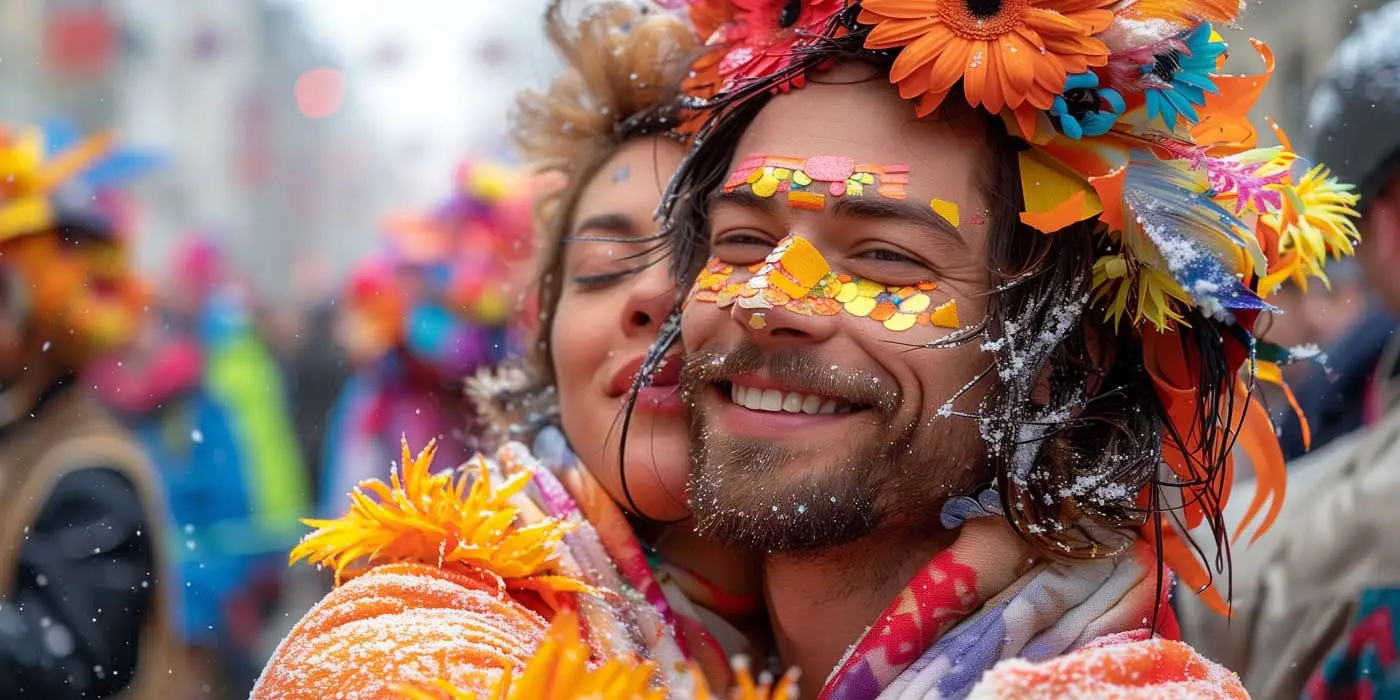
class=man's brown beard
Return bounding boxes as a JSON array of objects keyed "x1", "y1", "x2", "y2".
[{"x1": 681, "y1": 343, "x2": 986, "y2": 553}]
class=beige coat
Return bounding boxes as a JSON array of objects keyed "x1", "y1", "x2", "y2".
[
  {"x1": 1178, "y1": 336, "x2": 1400, "y2": 699},
  {"x1": 0, "y1": 388, "x2": 177, "y2": 700}
]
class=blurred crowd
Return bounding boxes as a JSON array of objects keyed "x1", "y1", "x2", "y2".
[
  {"x1": 0, "y1": 119, "x2": 544, "y2": 698},
  {"x1": 4, "y1": 0, "x2": 1400, "y2": 699}
]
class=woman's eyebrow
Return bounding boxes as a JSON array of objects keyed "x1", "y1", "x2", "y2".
[{"x1": 569, "y1": 213, "x2": 639, "y2": 240}]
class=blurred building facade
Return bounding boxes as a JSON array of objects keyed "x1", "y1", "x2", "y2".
[{"x1": 0, "y1": 0, "x2": 389, "y2": 300}]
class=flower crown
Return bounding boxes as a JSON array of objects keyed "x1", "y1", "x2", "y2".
[
  {"x1": 668, "y1": 0, "x2": 1362, "y2": 613},
  {"x1": 680, "y1": 0, "x2": 1359, "y2": 333}
]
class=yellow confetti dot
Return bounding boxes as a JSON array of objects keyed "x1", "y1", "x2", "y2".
[
  {"x1": 752, "y1": 172, "x2": 781, "y2": 198},
  {"x1": 844, "y1": 296, "x2": 877, "y2": 317},
  {"x1": 835, "y1": 282, "x2": 860, "y2": 303},
  {"x1": 748, "y1": 313, "x2": 768, "y2": 330},
  {"x1": 793, "y1": 170, "x2": 813, "y2": 186},
  {"x1": 883, "y1": 313, "x2": 917, "y2": 332},
  {"x1": 898, "y1": 294, "x2": 931, "y2": 314},
  {"x1": 855, "y1": 279, "x2": 884, "y2": 297},
  {"x1": 930, "y1": 199, "x2": 961, "y2": 228}
]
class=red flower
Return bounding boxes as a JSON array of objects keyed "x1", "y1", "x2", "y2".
[{"x1": 713, "y1": 0, "x2": 844, "y2": 93}]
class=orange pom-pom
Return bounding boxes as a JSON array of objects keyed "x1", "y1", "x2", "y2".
[{"x1": 967, "y1": 638, "x2": 1247, "y2": 699}]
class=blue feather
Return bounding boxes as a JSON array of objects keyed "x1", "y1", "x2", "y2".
[{"x1": 1123, "y1": 154, "x2": 1273, "y2": 321}]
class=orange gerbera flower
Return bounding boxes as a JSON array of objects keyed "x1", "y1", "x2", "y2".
[{"x1": 859, "y1": 0, "x2": 1115, "y2": 118}]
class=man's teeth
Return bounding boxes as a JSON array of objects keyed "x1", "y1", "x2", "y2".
[{"x1": 729, "y1": 384, "x2": 848, "y2": 414}]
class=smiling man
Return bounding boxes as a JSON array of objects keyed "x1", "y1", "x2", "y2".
[{"x1": 648, "y1": 0, "x2": 1365, "y2": 697}]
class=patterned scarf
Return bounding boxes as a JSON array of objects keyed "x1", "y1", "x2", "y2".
[
  {"x1": 504, "y1": 426, "x2": 755, "y2": 689},
  {"x1": 823, "y1": 518, "x2": 1173, "y2": 700}
]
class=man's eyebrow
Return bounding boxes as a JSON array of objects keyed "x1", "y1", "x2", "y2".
[
  {"x1": 828, "y1": 196, "x2": 970, "y2": 251},
  {"x1": 706, "y1": 188, "x2": 779, "y2": 215}
]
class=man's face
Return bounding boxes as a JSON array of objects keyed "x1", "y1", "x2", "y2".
[{"x1": 680, "y1": 65, "x2": 998, "y2": 551}]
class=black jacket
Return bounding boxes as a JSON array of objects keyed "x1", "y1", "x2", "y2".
[{"x1": 0, "y1": 466, "x2": 155, "y2": 698}]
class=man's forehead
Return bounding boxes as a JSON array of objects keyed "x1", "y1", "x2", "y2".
[
  {"x1": 729, "y1": 81, "x2": 923, "y2": 172},
  {"x1": 725, "y1": 82, "x2": 990, "y2": 215}
]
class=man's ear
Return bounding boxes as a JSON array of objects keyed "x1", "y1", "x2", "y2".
[{"x1": 1032, "y1": 316, "x2": 1115, "y2": 406}]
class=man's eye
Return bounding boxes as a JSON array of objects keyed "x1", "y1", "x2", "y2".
[
  {"x1": 859, "y1": 249, "x2": 919, "y2": 265},
  {"x1": 714, "y1": 232, "x2": 774, "y2": 248}
]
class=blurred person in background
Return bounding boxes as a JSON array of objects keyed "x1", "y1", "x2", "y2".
[
  {"x1": 251, "y1": 3, "x2": 774, "y2": 696},
  {"x1": 1177, "y1": 3, "x2": 1400, "y2": 697},
  {"x1": 282, "y1": 254, "x2": 351, "y2": 501},
  {"x1": 0, "y1": 123, "x2": 176, "y2": 698},
  {"x1": 163, "y1": 237, "x2": 312, "y2": 692},
  {"x1": 89, "y1": 310, "x2": 259, "y2": 699},
  {"x1": 318, "y1": 160, "x2": 532, "y2": 514},
  {"x1": 166, "y1": 237, "x2": 310, "y2": 554}
]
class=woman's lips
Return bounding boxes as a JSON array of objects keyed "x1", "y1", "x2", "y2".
[{"x1": 608, "y1": 354, "x2": 686, "y2": 414}]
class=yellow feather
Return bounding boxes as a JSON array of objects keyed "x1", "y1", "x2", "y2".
[{"x1": 290, "y1": 437, "x2": 579, "y2": 591}]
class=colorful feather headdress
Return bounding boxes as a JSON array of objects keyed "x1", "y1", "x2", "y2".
[
  {"x1": 350, "y1": 159, "x2": 535, "y2": 376},
  {"x1": 665, "y1": 0, "x2": 1363, "y2": 613},
  {"x1": 0, "y1": 121, "x2": 158, "y2": 358}
]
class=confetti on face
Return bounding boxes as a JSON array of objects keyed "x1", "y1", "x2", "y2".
[
  {"x1": 691, "y1": 235, "x2": 961, "y2": 332},
  {"x1": 611, "y1": 164, "x2": 631, "y2": 183},
  {"x1": 723, "y1": 154, "x2": 910, "y2": 209},
  {"x1": 930, "y1": 199, "x2": 961, "y2": 228}
]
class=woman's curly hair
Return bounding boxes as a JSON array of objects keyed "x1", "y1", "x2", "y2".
[{"x1": 510, "y1": 0, "x2": 698, "y2": 386}]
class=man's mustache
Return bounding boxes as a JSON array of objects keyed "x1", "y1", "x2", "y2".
[{"x1": 680, "y1": 343, "x2": 900, "y2": 415}]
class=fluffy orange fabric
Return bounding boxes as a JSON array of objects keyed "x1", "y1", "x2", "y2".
[
  {"x1": 252, "y1": 563, "x2": 549, "y2": 700},
  {"x1": 966, "y1": 638, "x2": 1247, "y2": 699},
  {"x1": 251, "y1": 441, "x2": 580, "y2": 699}
]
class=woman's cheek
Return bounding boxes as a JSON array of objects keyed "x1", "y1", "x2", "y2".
[{"x1": 550, "y1": 292, "x2": 613, "y2": 461}]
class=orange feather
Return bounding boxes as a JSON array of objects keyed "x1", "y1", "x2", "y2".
[{"x1": 1115, "y1": 0, "x2": 1243, "y2": 25}]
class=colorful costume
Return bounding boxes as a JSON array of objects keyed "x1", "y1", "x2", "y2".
[
  {"x1": 320, "y1": 161, "x2": 532, "y2": 514},
  {"x1": 0, "y1": 123, "x2": 177, "y2": 698}
]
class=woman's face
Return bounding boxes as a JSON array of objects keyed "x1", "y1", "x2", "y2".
[{"x1": 550, "y1": 137, "x2": 689, "y2": 521}]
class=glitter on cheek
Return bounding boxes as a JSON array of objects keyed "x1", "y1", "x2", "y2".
[{"x1": 691, "y1": 237, "x2": 950, "y2": 333}]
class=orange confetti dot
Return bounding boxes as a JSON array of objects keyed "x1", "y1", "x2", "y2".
[{"x1": 870, "y1": 301, "x2": 898, "y2": 322}]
